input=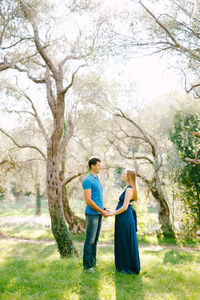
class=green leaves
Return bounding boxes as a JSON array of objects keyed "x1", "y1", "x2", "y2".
[{"x1": 169, "y1": 111, "x2": 200, "y2": 230}]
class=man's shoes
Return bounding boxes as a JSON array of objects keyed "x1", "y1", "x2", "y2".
[
  {"x1": 88, "y1": 267, "x2": 94, "y2": 272},
  {"x1": 84, "y1": 267, "x2": 95, "y2": 272},
  {"x1": 87, "y1": 267, "x2": 94, "y2": 272}
]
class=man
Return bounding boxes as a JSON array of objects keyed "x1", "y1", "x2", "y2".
[{"x1": 82, "y1": 157, "x2": 108, "y2": 271}]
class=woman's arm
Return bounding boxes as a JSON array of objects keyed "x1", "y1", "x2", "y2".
[{"x1": 110, "y1": 188, "x2": 133, "y2": 216}]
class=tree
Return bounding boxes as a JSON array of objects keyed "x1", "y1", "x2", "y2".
[
  {"x1": 0, "y1": 0, "x2": 117, "y2": 257},
  {"x1": 103, "y1": 102, "x2": 175, "y2": 237},
  {"x1": 112, "y1": 0, "x2": 200, "y2": 164},
  {"x1": 169, "y1": 111, "x2": 200, "y2": 231},
  {"x1": 78, "y1": 71, "x2": 177, "y2": 236},
  {"x1": 126, "y1": 0, "x2": 200, "y2": 90},
  {"x1": 0, "y1": 82, "x2": 87, "y2": 230}
]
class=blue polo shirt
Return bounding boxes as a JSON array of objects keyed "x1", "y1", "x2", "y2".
[{"x1": 82, "y1": 172, "x2": 103, "y2": 215}]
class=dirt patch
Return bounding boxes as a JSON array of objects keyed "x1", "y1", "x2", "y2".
[{"x1": 1, "y1": 235, "x2": 200, "y2": 252}]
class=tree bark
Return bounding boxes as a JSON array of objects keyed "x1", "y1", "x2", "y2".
[
  {"x1": 35, "y1": 184, "x2": 42, "y2": 216},
  {"x1": 47, "y1": 145, "x2": 76, "y2": 257},
  {"x1": 148, "y1": 178, "x2": 175, "y2": 238},
  {"x1": 60, "y1": 147, "x2": 86, "y2": 234},
  {"x1": 62, "y1": 185, "x2": 86, "y2": 233}
]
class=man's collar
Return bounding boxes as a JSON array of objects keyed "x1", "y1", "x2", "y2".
[{"x1": 89, "y1": 172, "x2": 98, "y2": 178}]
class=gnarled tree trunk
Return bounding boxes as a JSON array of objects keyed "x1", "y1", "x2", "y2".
[
  {"x1": 62, "y1": 185, "x2": 86, "y2": 233},
  {"x1": 47, "y1": 127, "x2": 76, "y2": 258},
  {"x1": 60, "y1": 155, "x2": 86, "y2": 234},
  {"x1": 149, "y1": 177, "x2": 175, "y2": 238}
]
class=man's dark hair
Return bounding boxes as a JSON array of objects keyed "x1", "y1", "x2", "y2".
[{"x1": 88, "y1": 157, "x2": 101, "y2": 170}]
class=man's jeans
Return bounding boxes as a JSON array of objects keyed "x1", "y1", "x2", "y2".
[{"x1": 83, "y1": 214, "x2": 102, "y2": 269}]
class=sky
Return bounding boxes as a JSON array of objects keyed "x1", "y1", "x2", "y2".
[{"x1": 105, "y1": 55, "x2": 182, "y2": 102}]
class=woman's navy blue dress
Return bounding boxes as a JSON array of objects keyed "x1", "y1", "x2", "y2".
[{"x1": 114, "y1": 186, "x2": 140, "y2": 274}]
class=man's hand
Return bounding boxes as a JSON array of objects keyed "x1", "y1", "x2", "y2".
[{"x1": 102, "y1": 210, "x2": 109, "y2": 218}]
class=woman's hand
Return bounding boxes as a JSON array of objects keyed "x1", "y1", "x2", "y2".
[{"x1": 107, "y1": 211, "x2": 115, "y2": 216}]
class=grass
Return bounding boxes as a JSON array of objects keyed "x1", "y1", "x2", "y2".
[
  {"x1": 1, "y1": 200, "x2": 199, "y2": 246},
  {"x1": 1, "y1": 223, "x2": 54, "y2": 241},
  {"x1": 2, "y1": 222, "x2": 200, "y2": 250},
  {"x1": 0, "y1": 239, "x2": 200, "y2": 299},
  {"x1": 0, "y1": 200, "x2": 49, "y2": 217},
  {"x1": 1, "y1": 224, "x2": 199, "y2": 261},
  {"x1": 1, "y1": 201, "x2": 200, "y2": 299}
]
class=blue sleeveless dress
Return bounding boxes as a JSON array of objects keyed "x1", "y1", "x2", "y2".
[{"x1": 114, "y1": 186, "x2": 140, "y2": 274}]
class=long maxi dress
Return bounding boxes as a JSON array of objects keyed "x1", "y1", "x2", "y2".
[{"x1": 114, "y1": 185, "x2": 140, "y2": 274}]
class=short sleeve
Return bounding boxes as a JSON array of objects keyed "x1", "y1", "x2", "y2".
[{"x1": 82, "y1": 177, "x2": 92, "y2": 190}]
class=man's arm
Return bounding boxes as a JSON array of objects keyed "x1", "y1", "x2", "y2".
[{"x1": 84, "y1": 189, "x2": 108, "y2": 218}]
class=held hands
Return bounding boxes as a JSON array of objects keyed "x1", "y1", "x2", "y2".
[
  {"x1": 107, "y1": 211, "x2": 115, "y2": 216},
  {"x1": 102, "y1": 208, "x2": 115, "y2": 217}
]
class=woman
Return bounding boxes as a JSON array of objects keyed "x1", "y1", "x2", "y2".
[{"x1": 108, "y1": 169, "x2": 140, "y2": 274}]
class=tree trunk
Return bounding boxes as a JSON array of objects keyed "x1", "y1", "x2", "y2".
[
  {"x1": 47, "y1": 157, "x2": 77, "y2": 257},
  {"x1": 60, "y1": 155, "x2": 86, "y2": 234},
  {"x1": 149, "y1": 178, "x2": 175, "y2": 238},
  {"x1": 46, "y1": 93, "x2": 77, "y2": 258},
  {"x1": 62, "y1": 185, "x2": 86, "y2": 233},
  {"x1": 35, "y1": 184, "x2": 42, "y2": 216}
]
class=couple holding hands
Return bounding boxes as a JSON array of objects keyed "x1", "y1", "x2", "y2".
[{"x1": 82, "y1": 157, "x2": 140, "y2": 274}]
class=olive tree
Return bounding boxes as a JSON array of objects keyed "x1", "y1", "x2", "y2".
[{"x1": 0, "y1": 0, "x2": 117, "y2": 257}]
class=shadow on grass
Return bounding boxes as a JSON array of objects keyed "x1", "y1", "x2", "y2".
[
  {"x1": 156, "y1": 234, "x2": 177, "y2": 246},
  {"x1": 115, "y1": 271, "x2": 144, "y2": 299},
  {"x1": 9, "y1": 241, "x2": 57, "y2": 260},
  {"x1": 79, "y1": 268, "x2": 100, "y2": 300},
  {"x1": 0, "y1": 241, "x2": 81, "y2": 299}
]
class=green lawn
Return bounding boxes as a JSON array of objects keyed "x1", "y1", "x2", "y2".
[
  {"x1": 0, "y1": 238, "x2": 200, "y2": 300},
  {"x1": 2, "y1": 222, "x2": 200, "y2": 249},
  {"x1": 0, "y1": 200, "x2": 49, "y2": 217},
  {"x1": 1, "y1": 202, "x2": 200, "y2": 299}
]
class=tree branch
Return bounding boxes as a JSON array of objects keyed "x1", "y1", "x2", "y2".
[
  {"x1": 19, "y1": 1, "x2": 59, "y2": 81},
  {"x1": 1, "y1": 37, "x2": 33, "y2": 50},
  {"x1": 61, "y1": 171, "x2": 86, "y2": 186},
  {"x1": 61, "y1": 64, "x2": 87, "y2": 95},
  {"x1": 13, "y1": 65, "x2": 45, "y2": 84},
  {"x1": 191, "y1": 131, "x2": 200, "y2": 139},
  {"x1": 139, "y1": 0, "x2": 179, "y2": 47},
  {"x1": 185, "y1": 158, "x2": 200, "y2": 165},
  {"x1": 5, "y1": 89, "x2": 48, "y2": 141},
  {"x1": 60, "y1": 54, "x2": 89, "y2": 67},
  {"x1": 134, "y1": 155, "x2": 154, "y2": 164},
  {"x1": 0, "y1": 128, "x2": 47, "y2": 160},
  {"x1": 0, "y1": 159, "x2": 15, "y2": 168},
  {"x1": 186, "y1": 83, "x2": 200, "y2": 94},
  {"x1": 20, "y1": 91, "x2": 48, "y2": 141},
  {"x1": 114, "y1": 108, "x2": 158, "y2": 157}
]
